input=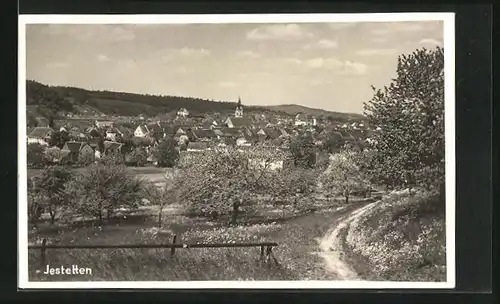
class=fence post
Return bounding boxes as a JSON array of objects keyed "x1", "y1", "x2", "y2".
[
  {"x1": 170, "y1": 234, "x2": 177, "y2": 257},
  {"x1": 260, "y1": 245, "x2": 264, "y2": 261},
  {"x1": 40, "y1": 238, "x2": 47, "y2": 267}
]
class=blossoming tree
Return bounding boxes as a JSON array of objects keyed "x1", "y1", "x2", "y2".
[{"x1": 363, "y1": 46, "x2": 444, "y2": 192}]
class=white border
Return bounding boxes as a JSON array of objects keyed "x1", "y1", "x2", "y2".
[{"x1": 18, "y1": 13, "x2": 455, "y2": 290}]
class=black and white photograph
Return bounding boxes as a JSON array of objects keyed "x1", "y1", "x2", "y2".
[{"x1": 18, "y1": 13, "x2": 455, "y2": 289}]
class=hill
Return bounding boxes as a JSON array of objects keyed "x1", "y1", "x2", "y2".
[
  {"x1": 265, "y1": 104, "x2": 365, "y2": 122},
  {"x1": 25, "y1": 80, "x2": 364, "y2": 122}
]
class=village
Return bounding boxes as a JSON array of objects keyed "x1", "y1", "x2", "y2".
[{"x1": 26, "y1": 97, "x2": 373, "y2": 169}]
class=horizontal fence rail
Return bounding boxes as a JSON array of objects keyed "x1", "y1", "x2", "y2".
[
  {"x1": 29, "y1": 237, "x2": 280, "y2": 268},
  {"x1": 28, "y1": 242, "x2": 278, "y2": 249}
]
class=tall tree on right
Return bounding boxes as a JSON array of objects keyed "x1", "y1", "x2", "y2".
[{"x1": 363, "y1": 46, "x2": 445, "y2": 192}]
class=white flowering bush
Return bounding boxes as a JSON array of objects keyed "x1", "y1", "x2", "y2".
[{"x1": 344, "y1": 190, "x2": 446, "y2": 281}]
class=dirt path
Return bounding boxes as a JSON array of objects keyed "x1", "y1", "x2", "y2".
[{"x1": 316, "y1": 201, "x2": 378, "y2": 280}]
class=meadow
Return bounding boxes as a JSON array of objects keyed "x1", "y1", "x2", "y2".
[{"x1": 28, "y1": 192, "x2": 373, "y2": 281}]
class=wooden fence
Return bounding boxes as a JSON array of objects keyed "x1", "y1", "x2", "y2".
[{"x1": 28, "y1": 236, "x2": 279, "y2": 267}]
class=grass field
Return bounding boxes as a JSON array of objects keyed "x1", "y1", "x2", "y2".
[
  {"x1": 27, "y1": 196, "x2": 373, "y2": 281},
  {"x1": 28, "y1": 166, "x2": 168, "y2": 185}
]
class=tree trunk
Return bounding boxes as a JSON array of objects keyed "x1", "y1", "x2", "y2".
[
  {"x1": 107, "y1": 209, "x2": 112, "y2": 220},
  {"x1": 345, "y1": 195, "x2": 349, "y2": 203},
  {"x1": 48, "y1": 205, "x2": 56, "y2": 225},
  {"x1": 231, "y1": 201, "x2": 239, "y2": 226},
  {"x1": 158, "y1": 208, "x2": 163, "y2": 228}
]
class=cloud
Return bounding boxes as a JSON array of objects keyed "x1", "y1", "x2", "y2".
[
  {"x1": 280, "y1": 57, "x2": 303, "y2": 65},
  {"x1": 302, "y1": 57, "x2": 368, "y2": 75},
  {"x1": 246, "y1": 24, "x2": 314, "y2": 41},
  {"x1": 219, "y1": 81, "x2": 238, "y2": 88},
  {"x1": 419, "y1": 38, "x2": 443, "y2": 46},
  {"x1": 45, "y1": 62, "x2": 69, "y2": 69},
  {"x1": 342, "y1": 61, "x2": 368, "y2": 75},
  {"x1": 97, "y1": 54, "x2": 110, "y2": 62},
  {"x1": 40, "y1": 25, "x2": 136, "y2": 42},
  {"x1": 328, "y1": 23, "x2": 357, "y2": 30},
  {"x1": 304, "y1": 57, "x2": 343, "y2": 69},
  {"x1": 303, "y1": 39, "x2": 339, "y2": 50},
  {"x1": 161, "y1": 47, "x2": 211, "y2": 61},
  {"x1": 236, "y1": 50, "x2": 261, "y2": 59},
  {"x1": 355, "y1": 48, "x2": 397, "y2": 56},
  {"x1": 371, "y1": 22, "x2": 430, "y2": 36}
]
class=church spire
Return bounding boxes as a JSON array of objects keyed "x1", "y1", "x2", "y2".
[{"x1": 235, "y1": 96, "x2": 243, "y2": 118}]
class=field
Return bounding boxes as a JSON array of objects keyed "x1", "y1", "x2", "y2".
[
  {"x1": 28, "y1": 166, "x2": 168, "y2": 185},
  {"x1": 28, "y1": 192, "x2": 374, "y2": 281}
]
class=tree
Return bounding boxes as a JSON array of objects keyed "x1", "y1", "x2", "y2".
[
  {"x1": 48, "y1": 130, "x2": 70, "y2": 149},
  {"x1": 143, "y1": 183, "x2": 174, "y2": 228},
  {"x1": 43, "y1": 146, "x2": 62, "y2": 165},
  {"x1": 320, "y1": 151, "x2": 368, "y2": 203},
  {"x1": 363, "y1": 46, "x2": 444, "y2": 192},
  {"x1": 27, "y1": 178, "x2": 44, "y2": 227},
  {"x1": 173, "y1": 147, "x2": 286, "y2": 225},
  {"x1": 322, "y1": 131, "x2": 345, "y2": 154},
  {"x1": 290, "y1": 134, "x2": 316, "y2": 168},
  {"x1": 268, "y1": 168, "x2": 316, "y2": 216},
  {"x1": 65, "y1": 162, "x2": 144, "y2": 224},
  {"x1": 27, "y1": 113, "x2": 38, "y2": 128},
  {"x1": 27, "y1": 143, "x2": 45, "y2": 168},
  {"x1": 36, "y1": 166, "x2": 72, "y2": 224},
  {"x1": 153, "y1": 138, "x2": 179, "y2": 168}
]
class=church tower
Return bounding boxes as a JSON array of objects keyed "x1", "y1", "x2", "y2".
[{"x1": 235, "y1": 96, "x2": 244, "y2": 118}]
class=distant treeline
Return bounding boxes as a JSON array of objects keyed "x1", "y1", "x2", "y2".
[{"x1": 26, "y1": 80, "x2": 363, "y2": 122}]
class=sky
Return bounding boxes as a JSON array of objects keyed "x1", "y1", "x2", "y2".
[{"x1": 25, "y1": 21, "x2": 443, "y2": 114}]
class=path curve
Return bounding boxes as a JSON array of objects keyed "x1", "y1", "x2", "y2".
[{"x1": 317, "y1": 201, "x2": 378, "y2": 280}]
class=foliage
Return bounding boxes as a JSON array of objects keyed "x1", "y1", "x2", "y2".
[
  {"x1": 344, "y1": 190, "x2": 446, "y2": 281},
  {"x1": 34, "y1": 166, "x2": 72, "y2": 224},
  {"x1": 320, "y1": 151, "x2": 368, "y2": 203},
  {"x1": 64, "y1": 162, "x2": 144, "y2": 223},
  {"x1": 268, "y1": 168, "x2": 317, "y2": 213},
  {"x1": 153, "y1": 138, "x2": 179, "y2": 168},
  {"x1": 290, "y1": 134, "x2": 316, "y2": 168},
  {"x1": 322, "y1": 131, "x2": 345, "y2": 154},
  {"x1": 43, "y1": 146, "x2": 62, "y2": 165},
  {"x1": 125, "y1": 148, "x2": 148, "y2": 167},
  {"x1": 27, "y1": 178, "x2": 44, "y2": 225},
  {"x1": 27, "y1": 113, "x2": 38, "y2": 128},
  {"x1": 27, "y1": 143, "x2": 45, "y2": 168},
  {"x1": 363, "y1": 47, "x2": 444, "y2": 191},
  {"x1": 173, "y1": 147, "x2": 287, "y2": 224},
  {"x1": 48, "y1": 130, "x2": 70, "y2": 149}
]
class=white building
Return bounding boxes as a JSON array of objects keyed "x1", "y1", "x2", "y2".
[
  {"x1": 177, "y1": 108, "x2": 189, "y2": 118},
  {"x1": 134, "y1": 125, "x2": 150, "y2": 137}
]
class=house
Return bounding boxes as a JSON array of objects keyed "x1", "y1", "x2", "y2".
[
  {"x1": 192, "y1": 129, "x2": 217, "y2": 141},
  {"x1": 236, "y1": 136, "x2": 251, "y2": 147},
  {"x1": 134, "y1": 125, "x2": 150, "y2": 138},
  {"x1": 61, "y1": 141, "x2": 94, "y2": 163},
  {"x1": 220, "y1": 127, "x2": 243, "y2": 138},
  {"x1": 224, "y1": 117, "x2": 250, "y2": 128},
  {"x1": 294, "y1": 113, "x2": 308, "y2": 126},
  {"x1": 106, "y1": 127, "x2": 123, "y2": 141},
  {"x1": 187, "y1": 142, "x2": 210, "y2": 152},
  {"x1": 103, "y1": 141, "x2": 123, "y2": 155},
  {"x1": 27, "y1": 127, "x2": 54, "y2": 146},
  {"x1": 177, "y1": 108, "x2": 189, "y2": 118},
  {"x1": 95, "y1": 120, "x2": 114, "y2": 129},
  {"x1": 264, "y1": 128, "x2": 281, "y2": 140},
  {"x1": 294, "y1": 113, "x2": 317, "y2": 127}
]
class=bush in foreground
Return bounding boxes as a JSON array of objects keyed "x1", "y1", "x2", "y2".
[{"x1": 342, "y1": 190, "x2": 446, "y2": 281}]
